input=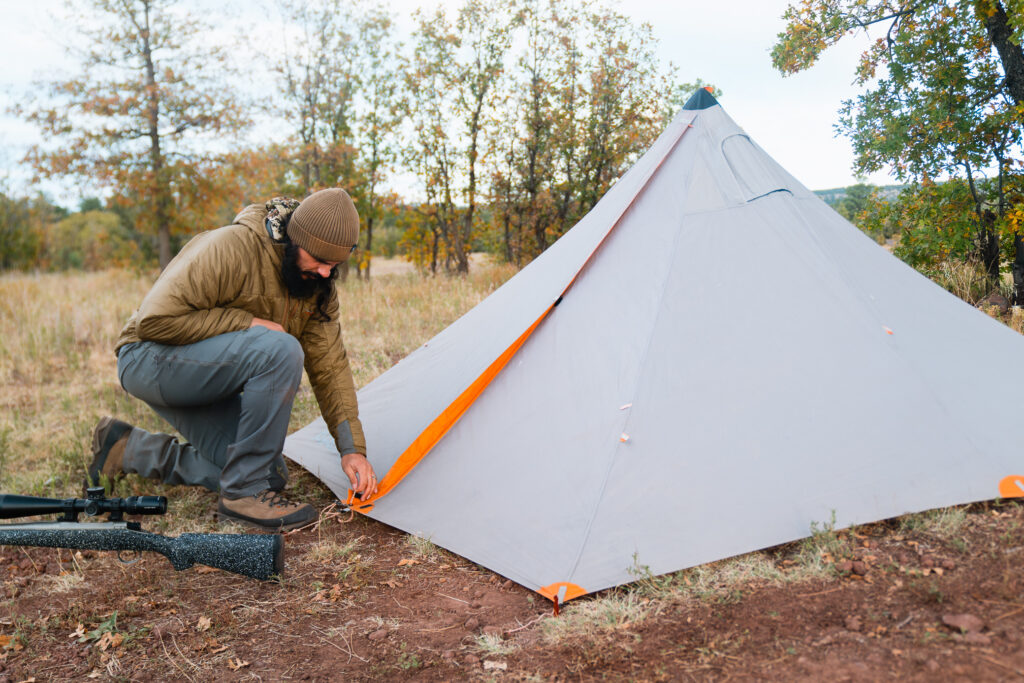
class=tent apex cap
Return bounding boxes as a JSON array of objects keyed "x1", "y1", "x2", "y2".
[{"x1": 682, "y1": 87, "x2": 719, "y2": 110}]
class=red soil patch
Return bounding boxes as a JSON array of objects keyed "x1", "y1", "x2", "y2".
[{"x1": 2, "y1": 494, "x2": 1024, "y2": 681}]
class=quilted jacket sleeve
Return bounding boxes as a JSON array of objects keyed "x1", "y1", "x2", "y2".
[
  {"x1": 135, "y1": 231, "x2": 255, "y2": 345},
  {"x1": 301, "y1": 291, "x2": 366, "y2": 456}
]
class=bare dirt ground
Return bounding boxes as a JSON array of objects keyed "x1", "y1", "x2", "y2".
[{"x1": 2, "y1": 483, "x2": 1024, "y2": 682}]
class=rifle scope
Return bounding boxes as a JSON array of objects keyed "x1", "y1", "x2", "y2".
[{"x1": 0, "y1": 487, "x2": 167, "y2": 521}]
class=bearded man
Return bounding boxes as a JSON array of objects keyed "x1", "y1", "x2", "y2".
[{"x1": 88, "y1": 188, "x2": 378, "y2": 530}]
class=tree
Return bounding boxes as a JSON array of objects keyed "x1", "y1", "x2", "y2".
[
  {"x1": 273, "y1": 0, "x2": 360, "y2": 194},
  {"x1": 274, "y1": 1, "x2": 403, "y2": 279},
  {"x1": 486, "y1": 0, "x2": 679, "y2": 264},
  {"x1": 18, "y1": 0, "x2": 248, "y2": 268},
  {"x1": 771, "y1": 1, "x2": 1024, "y2": 300},
  {"x1": 350, "y1": 9, "x2": 403, "y2": 279},
  {"x1": 403, "y1": 2, "x2": 514, "y2": 274}
]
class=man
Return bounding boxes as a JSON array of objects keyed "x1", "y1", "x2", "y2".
[{"x1": 88, "y1": 188, "x2": 378, "y2": 530}]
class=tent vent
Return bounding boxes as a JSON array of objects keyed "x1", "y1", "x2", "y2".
[
  {"x1": 721, "y1": 134, "x2": 794, "y2": 203},
  {"x1": 746, "y1": 188, "x2": 794, "y2": 204}
]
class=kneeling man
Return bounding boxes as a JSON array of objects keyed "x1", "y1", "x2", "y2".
[{"x1": 89, "y1": 188, "x2": 378, "y2": 529}]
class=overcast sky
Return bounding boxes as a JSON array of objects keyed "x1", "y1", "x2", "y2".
[{"x1": 0, "y1": 0, "x2": 891, "y2": 209}]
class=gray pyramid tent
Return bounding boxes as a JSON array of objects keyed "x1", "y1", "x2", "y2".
[{"x1": 285, "y1": 89, "x2": 1024, "y2": 604}]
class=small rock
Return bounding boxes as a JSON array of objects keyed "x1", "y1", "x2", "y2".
[
  {"x1": 926, "y1": 659, "x2": 940, "y2": 672},
  {"x1": 464, "y1": 617, "x2": 480, "y2": 631},
  {"x1": 368, "y1": 628, "x2": 388, "y2": 641},
  {"x1": 942, "y1": 613, "x2": 984, "y2": 634},
  {"x1": 963, "y1": 632, "x2": 992, "y2": 645},
  {"x1": 470, "y1": 601, "x2": 482, "y2": 609},
  {"x1": 897, "y1": 552, "x2": 912, "y2": 564},
  {"x1": 442, "y1": 650, "x2": 456, "y2": 660},
  {"x1": 502, "y1": 579, "x2": 514, "y2": 589},
  {"x1": 835, "y1": 560, "x2": 854, "y2": 573},
  {"x1": 921, "y1": 555, "x2": 935, "y2": 569},
  {"x1": 979, "y1": 293, "x2": 1010, "y2": 314},
  {"x1": 941, "y1": 558, "x2": 956, "y2": 571},
  {"x1": 845, "y1": 615, "x2": 863, "y2": 632},
  {"x1": 463, "y1": 654, "x2": 480, "y2": 666},
  {"x1": 851, "y1": 561, "x2": 868, "y2": 576},
  {"x1": 481, "y1": 625, "x2": 503, "y2": 638}
]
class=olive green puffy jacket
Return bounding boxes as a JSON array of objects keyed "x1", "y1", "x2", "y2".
[{"x1": 115, "y1": 204, "x2": 365, "y2": 455}]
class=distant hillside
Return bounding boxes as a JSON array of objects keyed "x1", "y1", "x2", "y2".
[{"x1": 814, "y1": 184, "x2": 904, "y2": 205}]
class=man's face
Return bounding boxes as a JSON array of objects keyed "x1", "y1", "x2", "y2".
[{"x1": 295, "y1": 247, "x2": 341, "y2": 279}]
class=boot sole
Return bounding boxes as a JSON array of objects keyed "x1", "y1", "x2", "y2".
[{"x1": 217, "y1": 503, "x2": 316, "y2": 532}]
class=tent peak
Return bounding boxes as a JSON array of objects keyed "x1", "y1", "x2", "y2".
[{"x1": 682, "y1": 87, "x2": 718, "y2": 110}]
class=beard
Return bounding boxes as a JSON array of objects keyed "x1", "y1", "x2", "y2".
[{"x1": 281, "y1": 242, "x2": 336, "y2": 301}]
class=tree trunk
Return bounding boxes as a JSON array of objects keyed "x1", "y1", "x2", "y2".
[
  {"x1": 1013, "y1": 231, "x2": 1024, "y2": 305},
  {"x1": 140, "y1": 0, "x2": 172, "y2": 269},
  {"x1": 363, "y1": 214, "x2": 373, "y2": 280},
  {"x1": 983, "y1": 1, "x2": 1024, "y2": 106}
]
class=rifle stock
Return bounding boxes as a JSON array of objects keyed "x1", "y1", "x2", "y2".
[{"x1": 0, "y1": 522, "x2": 283, "y2": 581}]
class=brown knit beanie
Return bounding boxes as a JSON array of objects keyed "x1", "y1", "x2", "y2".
[{"x1": 287, "y1": 188, "x2": 360, "y2": 262}]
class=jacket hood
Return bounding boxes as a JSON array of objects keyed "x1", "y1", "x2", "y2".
[{"x1": 233, "y1": 204, "x2": 270, "y2": 236}]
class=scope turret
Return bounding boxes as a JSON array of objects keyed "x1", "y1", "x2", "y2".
[{"x1": 0, "y1": 487, "x2": 167, "y2": 521}]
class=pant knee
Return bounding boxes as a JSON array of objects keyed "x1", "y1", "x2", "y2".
[{"x1": 261, "y1": 331, "x2": 305, "y2": 380}]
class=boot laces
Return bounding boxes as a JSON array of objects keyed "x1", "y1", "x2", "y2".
[{"x1": 255, "y1": 490, "x2": 297, "y2": 509}]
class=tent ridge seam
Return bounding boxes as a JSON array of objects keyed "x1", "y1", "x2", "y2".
[{"x1": 561, "y1": 120, "x2": 703, "y2": 583}]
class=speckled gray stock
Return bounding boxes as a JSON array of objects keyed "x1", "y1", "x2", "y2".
[{"x1": 0, "y1": 523, "x2": 283, "y2": 581}]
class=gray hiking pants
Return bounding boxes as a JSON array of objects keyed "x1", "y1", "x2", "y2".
[{"x1": 116, "y1": 328, "x2": 303, "y2": 497}]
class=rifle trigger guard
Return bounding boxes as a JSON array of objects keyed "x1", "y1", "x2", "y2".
[{"x1": 117, "y1": 549, "x2": 141, "y2": 565}]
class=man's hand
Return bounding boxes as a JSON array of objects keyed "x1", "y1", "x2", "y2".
[
  {"x1": 342, "y1": 453, "x2": 378, "y2": 499},
  {"x1": 250, "y1": 317, "x2": 285, "y2": 333}
]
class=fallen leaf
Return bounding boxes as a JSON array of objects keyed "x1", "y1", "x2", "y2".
[
  {"x1": 227, "y1": 657, "x2": 250, "y2": 670},
  {"x1": 0, "y1": 635, "x2": 9, "y2": 648},
  {"x1": 438, "y1": 564, "x2": 451, "y2": 570},
  {"x1": 383, "y1": 579, "x2": 402, "y2": 588},
  {"x1": 69, "y1": 624, "x2": 86, "y2": 640},
  {"x1": 87, "y1": 670, "x2": 103, "y2": 679},
  {"x1": 196, "y1": 566, "x2": 219, "y2": 574},
  {"x1": 96, "y1": 632, "x2": 123, "y2": 652},
  {"x1": 483, "y1": 660, "x2": 508, "y2": 671},
  {"x1": 397, "y1": 558, "x2": 419, "y2": 567},
  {"x1": 196, "y1": 616, "x2": 212, "y2": 632},
  {"x1": 210, "y1": 644, "x2": 228, "y2": 654}
]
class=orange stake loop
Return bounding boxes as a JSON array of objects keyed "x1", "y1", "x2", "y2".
[{"x1": 999, "y1": 475, "x2": 1024, "y2": 499}]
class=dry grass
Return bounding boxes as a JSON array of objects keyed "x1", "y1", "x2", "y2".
[{"x1": 0, "y1": 260, "x2": 517, "y2": 526}]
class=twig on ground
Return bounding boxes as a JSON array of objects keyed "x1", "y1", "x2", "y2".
[
  {"x1": 973, "y1": 653, "x2": 1024, "y2": 677},
  {"x1": 158, "y1": 634, "x2": 197, "y2": 683},
  {"x1": 18, "y1": 547, "x2": 39, "y2": 573},
  {"x1": 171, "y1": 633, "x2": 199, "y2": 671},
  {"x1": 312, "y1": 626, "x2": 367, "y2": 663},
  {"x1": 995, "y1": 606, "x2": 1024, "y2": 621},
  {"x1": 797, "y1": 586, "x2": 843, "y2": 598},
  {"x1": 507, "y1": 615, "x2": 545, "y2": 634},
  {"x1": 435, "y1": 592, "x2": 470, "y2": 604},
  {"x1": 392, "y1": 595, "x2": 413, "y2": 613}
]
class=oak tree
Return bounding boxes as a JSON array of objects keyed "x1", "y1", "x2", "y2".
[{"x1": 19, "y1": 0, "x2": 247, "y2": 268}]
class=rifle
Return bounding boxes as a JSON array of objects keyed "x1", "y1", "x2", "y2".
[{"x1": 0, "y1": 487, "x2": 283, "y2": 581}]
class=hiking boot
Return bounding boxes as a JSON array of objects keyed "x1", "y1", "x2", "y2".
[
  {"x1": 218, "y1": 490, "x2": 316, "y2": 531},
  {"x1": 86, "y1": 416, "x2": 133, "y2": 487}
]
